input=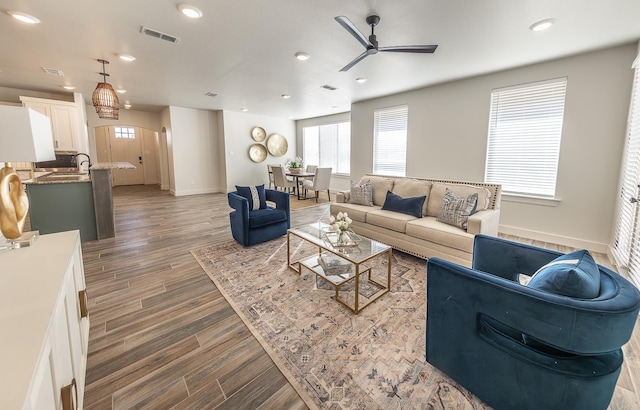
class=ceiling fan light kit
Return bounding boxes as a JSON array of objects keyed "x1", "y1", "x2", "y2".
[
  {"x1": 335, "y1": 14, "x2": 438, "y2": 72},
  {"x1": 92, "y1": 59, "x2": 120, "y2": 120}
]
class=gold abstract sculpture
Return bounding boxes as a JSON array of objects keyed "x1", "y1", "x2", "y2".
[{"x1": 0, "y1": 163, "x2": 29, "y2": 239}]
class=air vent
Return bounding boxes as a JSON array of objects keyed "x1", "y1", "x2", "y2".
[
  {"x1": 205, "y1": 91, "x2": 218, "y2": 97},
  {"x1": 42, "y1": 67, "x2": 64, "y2": 76},
  {"x1": 321, "y1": 84, "x2": 338, "y2": 91},
  {"x1": 140, "y1": 26, "x2": 181, "y2": 44}
]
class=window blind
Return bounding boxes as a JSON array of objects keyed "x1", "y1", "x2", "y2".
[
  {"x1": 485, "y1": 78, "x2": 567, "y2": 197},
  {"x1": 373, "y1": 105, "x2": 408, "y2": 176},
  {"x1": 613, "y1": 57, "x2": 640, "y2": 287}
]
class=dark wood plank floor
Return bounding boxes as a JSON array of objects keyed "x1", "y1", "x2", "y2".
[{"x1": 81, "y1": 185, "x2": 639, "y2": 409}]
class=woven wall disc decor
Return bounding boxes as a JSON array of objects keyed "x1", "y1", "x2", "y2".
[
  {"x1": 251, "y1": 126, "x2": 266, "y2": 142},
  {"x1": 249, "y1": 143, "x2": 267, "y2": 163},
  {"x1": 266, "y1": 133, "x2": 288, "y2": 157}
]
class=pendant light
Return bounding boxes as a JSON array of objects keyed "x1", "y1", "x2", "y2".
[{"x1": 92, "y1": 59, "x2": 119, "y2": 120}]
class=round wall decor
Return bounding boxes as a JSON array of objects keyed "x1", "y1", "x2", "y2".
[
  {"x1": 266, "y1": 133, "x2": 288, "y2": 157},
  {"x1": 251, "y1": 126, "x2": 266, "y2": 142},
  {"x1": 248, "y1": 143, "x2": 267, "y2": 163}
]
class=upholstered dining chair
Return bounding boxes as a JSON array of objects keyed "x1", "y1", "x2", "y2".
[
  {"x1": 305, "y1": 164, "x2": 318, "y2": 173},
  {"x1": 266, "y1": 164, "x2": 278, "y2": 189},
  {"x1": 301, "y1": 167, "x2": 331, "y2": 202},
  {"x1": 271, "y1": 165, "x2": 296, "y2": 193},
  {"x1": 426, "y1": 234, "x2": 640, "y2": 410}
]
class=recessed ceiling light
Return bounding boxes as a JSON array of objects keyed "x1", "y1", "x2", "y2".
[
  {"x1": 241, "y1": 107, "x2": 248, "y2": 112},
  {"x1": 116, "y1": 89, "x2": 127, "y2": 94},
  {"x1": 178, "y1": 4, "x2": 203, "y2": 19},
  {"x1": 529, "y1": 18, "x2": 556, "y2": 32},
  {"x1": 62, "y1": 85, "x2": 76, "y2": 90},
  {"x1": 7, "y1": 10, "x2": 41, "y2": 24},
  {"x1": 281, "y1": 94, "x2": 291, "y2": 99},
  {"x1": 356, "y1": 77, "x2": 367, "y2": 83},
  {"x1": 295, "y1": 52, "x2": 309, "y2": 61},
  {"x1": 124, "y1": 103, "x2": 132, "y2": 109},
  {"x1": 332, "y1": 105, "x2": 339, "y2": 109},
  {"x1": 117, "y1": 54, "x2": 136, "y2": 62}
]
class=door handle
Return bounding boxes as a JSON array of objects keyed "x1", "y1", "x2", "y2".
[{"x1": 79, "y1": 290, "x2": 88, "y2": 318}]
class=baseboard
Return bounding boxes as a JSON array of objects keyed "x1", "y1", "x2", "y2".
[
  {"x1": 172, "y1": 187, "x2": 220, "y2": 196},
  {"x1": 499, "y1": 224, "x2": 611, "y2": 254},
  {"x1": 161, "y1": 184, "x2": 170, "y2": 190}
]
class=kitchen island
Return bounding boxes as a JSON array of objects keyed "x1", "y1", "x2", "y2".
[{"x1": 91, "y1": 162, "x2": 136, "y2": 239}]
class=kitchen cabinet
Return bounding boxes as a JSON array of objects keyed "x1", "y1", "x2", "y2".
[
  {"x1": 0, "y1": 231, "x2": 89, "y2": 409},
  {"x1": 20, "y1": 96, "x2": 80, "y2": 151}
]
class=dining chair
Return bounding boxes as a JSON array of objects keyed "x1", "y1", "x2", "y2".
[
  {"x1": 301, "y1": 167, "x2": 332, "y2": 202},
  {"x1": 305, "y1": 164, "x2": 318, "y2": 173},
  {"x1": 271, "y1": 165, "x2": 296, "y2": 193},
  {"x1": 266, "y1": 164, "x2": 278, "y2": 189}
]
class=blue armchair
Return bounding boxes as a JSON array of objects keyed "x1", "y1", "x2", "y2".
[
  {"x1": 228, "y1": 188, "x2": 290, "y2": 246},
  {"x1": 426, "y1": 234, "x2": 640, "y2": 410}
]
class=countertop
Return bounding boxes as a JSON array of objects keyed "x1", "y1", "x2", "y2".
[
  {"x1": 23, "y1": 172, "x2": 91, "y2": 185},
  {"x1": 91, "y1": 162, "x2": 136, "y2": 170}
]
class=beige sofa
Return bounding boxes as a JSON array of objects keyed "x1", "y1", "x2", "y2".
[{"x1": 330, "y1": 174, "x2": 502, "y2": 266}]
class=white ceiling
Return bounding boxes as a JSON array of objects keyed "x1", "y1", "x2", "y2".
[{"x1": 1, "y1": 0, "x2": 639, "y2": 120}]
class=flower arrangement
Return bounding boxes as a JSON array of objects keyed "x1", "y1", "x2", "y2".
[
  {"x1": 328, "y1": 212, "x2": 352, "y2": 235},
  {"x1": 286, "y1": 156, "x2": 304, "y2": 169}
]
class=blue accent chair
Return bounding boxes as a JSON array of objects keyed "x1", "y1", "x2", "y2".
[
  {"x1": 228, "y1": 189, "x2": 290, "y2": 246},
  {"x1": 426, "y1": 234, "x2": 640, "y2": 410}
]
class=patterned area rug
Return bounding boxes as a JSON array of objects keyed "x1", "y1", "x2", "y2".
[{"x1": 191, "y1": 236, "x2": 488, "y2": 410}]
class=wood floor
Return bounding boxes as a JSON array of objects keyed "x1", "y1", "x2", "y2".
[{"x1": 81, "y1": 185, "x2": 640, "y2": 409}]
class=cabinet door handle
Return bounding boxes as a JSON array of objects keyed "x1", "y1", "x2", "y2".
[
  {"x1": 61, "y1": 378, "x2": 77, "y2": 410},
  {"x1": 79, "y1": 290, "x2": 89, "y2": 318}
]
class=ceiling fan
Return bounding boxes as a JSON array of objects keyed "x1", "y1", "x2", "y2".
[{"x1": 335, "y1": 15, "x2": 438, "y2": 72}]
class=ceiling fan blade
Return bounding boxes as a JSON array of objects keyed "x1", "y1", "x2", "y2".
[
  {"x1": 339, "y1": 51, "x2": 369, "y2": 72},
  {"x1": 379, "y1": 45, "x2": 438, "y2": 53},
  {"x1": 335, "y1": 16, "x2": 372, "y2": 49}
]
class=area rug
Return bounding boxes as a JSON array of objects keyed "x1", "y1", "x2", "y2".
[{"x1": 191, "y1": 236, "x2": 488, "y2": 410}]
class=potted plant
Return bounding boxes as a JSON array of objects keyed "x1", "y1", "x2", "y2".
[{"x1": 286, "y1": 156, "x2": 304, "y2": 174}]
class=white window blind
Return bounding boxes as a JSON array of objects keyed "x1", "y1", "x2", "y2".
[
  {"x1": 302, "y1": 121, "x2": 350, "y2": 174},
  {"x1": 373, "y1": 105, "x2": 408, "y2": 176},
  {"x1": 485, "y1": 78, "x2": 567, "y2": 197},
  {"x1": 613, "y1": 56, "x2": 640, "y2": 287}
]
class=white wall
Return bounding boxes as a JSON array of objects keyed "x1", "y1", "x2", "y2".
[
  {"x1": 221, "y1": 111, "x2": 295, "y2": 191},
  {"x1": 164, "y1": 106, "x2": 223, "y2": 196},
  {"x1": 350, "y1": 43, "x2": 637, "y2": 252}
]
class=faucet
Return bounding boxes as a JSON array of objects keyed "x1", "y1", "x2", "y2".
[{"x1": 75, "y1": 153, "x2": 92, "y2": 174}]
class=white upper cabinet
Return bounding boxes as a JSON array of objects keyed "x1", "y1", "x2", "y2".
[{"x1": 20, "y1": 96, "x2": 81, "y2": 151}]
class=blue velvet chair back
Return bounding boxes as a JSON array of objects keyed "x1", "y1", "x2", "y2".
[{"x1": 426, "y1": 234, "x2": 640, "y2": 409}]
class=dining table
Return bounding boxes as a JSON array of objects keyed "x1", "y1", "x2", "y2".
[{"x1": 286, "y1": 170, "x2": 315, "y2": 200}]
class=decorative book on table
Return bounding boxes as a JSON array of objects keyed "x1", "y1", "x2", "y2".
[{"x1": 318, "y1": 253, "x2": 353, "y2": 276}]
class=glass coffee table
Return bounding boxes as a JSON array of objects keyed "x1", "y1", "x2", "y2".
[{"x1": 287, "y1": 222, "x2": 392, "y2": 313}]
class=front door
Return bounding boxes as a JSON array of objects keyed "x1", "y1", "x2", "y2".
[{"x1": 108, "y1": 126, "x2": 145, "y2": 186}]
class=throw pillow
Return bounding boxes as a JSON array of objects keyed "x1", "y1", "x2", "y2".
[
  {"x1": 381, "y1": 190, "x2": 425, "y2": 218},
  {"x1": 437, "y1": 188, "x2": 478, "y2": 230},
  {"x1": 235, "y1": 184, "x2": 267, "y2": 211},
  {"x1": 349, "y1": 181, "x2": 373, "y2": 206},
  {"x1": 526, "y1": 249, "x2": 601, "y2": 299}
]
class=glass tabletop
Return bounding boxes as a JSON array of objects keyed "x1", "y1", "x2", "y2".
[{"x1": 288, "y1": 222, "x2": 390, "y2": 263}]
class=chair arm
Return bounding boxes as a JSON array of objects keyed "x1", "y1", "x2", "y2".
[
  {"x1": 228, "y1": 192, "x2": 249, "y2": 217},
  {"x1": 472, "y1": 234, "x2": 561, "y2": 279},
  {"x1": 427, "y1": 257, "x2": 640, "y2": 354},
  {"x1": 335, "y1": 191, "x2": 350, "y2": 203},
  {"x1": 467, "y1": 209, "x2": 500, "y2": 236},
  {"x1": 265, "y1": 189, "x2": 290, "y2": 228}
]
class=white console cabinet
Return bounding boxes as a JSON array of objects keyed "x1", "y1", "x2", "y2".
[
  {"x1": 20, "y1": 96, "x2": 81, "y2": 151},
  {"x1": 0, "y1": 231, "x2": 89, "y2": 409}
]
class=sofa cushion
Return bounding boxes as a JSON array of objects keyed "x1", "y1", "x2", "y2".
[
  {"x1": 527, "y1": 250, "x2": 601, "y2": 299},
  {"x1": 366, "y1": 209, "x2": 417, "y2": 233},
  {"x1": 330, "y1": 202, "x2": 378, "y2": 223},
  {"x1": 437, "y1": 189, "x2": 478, "y2": 230},
  {"x1": 349, "y1": 180, "x2": 373, "y2": 206},
  {"x1": 359, "y1": 175, "x2": 395, "y2": 206},
  {"x1": 236, "y1": 184, "x2": 267, "y2": 210},
  {"x1": 246, "y1": 207, "x2": 287, "y2": 228},
  {"x1": 427, "y1": 182, "x2": 492, "y2": 217},
  {"x1": 392, "y1": 178, "x2": 432, "y2": 216},
  {"x1": 406, "y1": 217, "x2": 474, "y2": 253},
  {"x1": 381, "y1": 190, "x2": 426, "y2": 218}
]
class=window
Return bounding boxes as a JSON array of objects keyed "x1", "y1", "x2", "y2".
[
  {"x1": 114, "y1": 127, "x2": 136, "y2": 139},
  {"x1": 485, "y1": 78, "x2": 567, "y2": 197},
  {"x1": 373, "y1": 105, "x2": 408, "y2": 176},
  {"x1": 302, "y1": 121, "x2": 350, "y2": 174}
]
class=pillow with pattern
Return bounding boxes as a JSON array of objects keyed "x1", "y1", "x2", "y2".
[
  {"x1": 235, "y1": 184, "x2": 267, "y2": 210},
  {"x1": 349, "y1": 180, "x2": 373, "y2": 206},
  {"x1": 437, "y1": 188, "x2": 478, "y2": 230}
]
